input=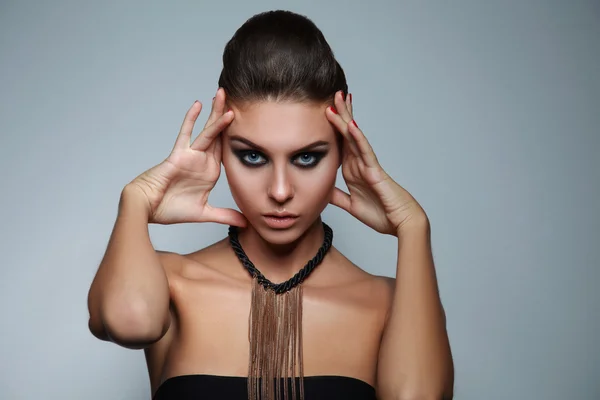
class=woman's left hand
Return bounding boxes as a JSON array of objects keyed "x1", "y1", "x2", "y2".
[{"x1": 326, "y1": 91, "x2": 428, "y2": 236}]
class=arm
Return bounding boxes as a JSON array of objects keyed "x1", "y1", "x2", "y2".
[
  {"x1": 324, "y1": 91, "x2": 454, "y2": 398},
  {"x1": 87, "y1": 185, "x2": 172, "y2": 349},
  {"x1": 377, "y1": 219, "x2": 454, "y2": 400},
  {"x1": 87, "y1": 95, "x2": 242, "y2": 349}
]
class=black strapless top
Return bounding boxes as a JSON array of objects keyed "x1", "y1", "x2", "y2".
[{"x1": 153, "y1": 374, "x2": 377, "y2": 400}]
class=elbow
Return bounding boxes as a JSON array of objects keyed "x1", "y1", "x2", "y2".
[
  {"x1": 401, "y1": 393, "x2": 453, "y2": 400},
  {"x1": 380, "y1": 392, "x2": 452, "y2": 400},
  {"x1": 98, "y1": 297, "x2": 169, "y2": 348},
  {"x1": 394, "y1": 381, "x2": 454, "y2": 400},
  {"x1": 377, "y1": 380, "x2": 454, "y2": 400}
]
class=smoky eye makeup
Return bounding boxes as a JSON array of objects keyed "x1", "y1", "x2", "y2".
[
  {"x1": 232, "y1": 149, "x2": 268, "y2": 167},
  {"x1": 291, "y1": 150, "x2": 328, "y2": 167},
  {"x1": 231, "y1": 148, "x2": 328, "y2": 168}
]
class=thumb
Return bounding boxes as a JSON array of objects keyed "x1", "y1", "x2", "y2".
[
  {"x1": 203, "y1": 205, "x2": 248, "y2": 227},
  {"x1": 329, "y1": 187, "x2": 351, "y2": 213}
]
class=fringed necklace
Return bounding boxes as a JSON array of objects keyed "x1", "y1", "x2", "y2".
[{"x1": 228, "y1": 222, "x2": 333, "y2": 400}]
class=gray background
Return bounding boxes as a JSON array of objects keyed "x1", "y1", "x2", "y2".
[{"x1": 1, "y1": 0, "x2": 598, "y2": 399}]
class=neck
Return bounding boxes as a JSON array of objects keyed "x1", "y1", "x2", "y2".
[{"x1": 235, "y1": 217, "x2": 326, "y2": 284}]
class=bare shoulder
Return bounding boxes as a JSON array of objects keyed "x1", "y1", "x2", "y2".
[
  {"x1": 155, "y1": 237, "x2": 241, "y2": 283},
  {"x1": 371, "y1": 275, "x2": 395, "y2": 325},
  {"x1": 325, "y1": 248, "x2": 395, "y2": 315},
  {"x1": 156, "y1": 250, "x2": 185, "y2": 274},
  {"x1": 145, "y1": 240, "x2": 235, "y2": 391}
]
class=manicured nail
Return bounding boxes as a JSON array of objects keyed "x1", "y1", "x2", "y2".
[
  {"x1": 351, "y1": 120, "x2": 358, "y2": 128},
  {"x1": 329, "y1": 106, "x2": 338, "y2": 114},
  {"x1": 349, "y1": 93, "x2": 352, "y2": 103}
]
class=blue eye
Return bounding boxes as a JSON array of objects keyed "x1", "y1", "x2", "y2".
[
  {"x1": 295, "y1": 153, "x2": 317, "y2": 167},
  {"x1": 233, "y1": 149, "x2": 326, "y2": 168},
  {"x1": 241, "y1": 151, "x2": 266, "y2": 166},
  {"x1": 233, "y1": 150, "x2": 267, "y2": 166}
]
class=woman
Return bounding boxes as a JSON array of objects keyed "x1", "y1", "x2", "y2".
[{"x1": 87, "y1": 10, "x2": 454, "y2": 400}]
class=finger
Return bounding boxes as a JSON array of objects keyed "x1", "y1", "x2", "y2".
[
  {"x1": 191, "y1": 110, "x2": 234, "y2": 151},
  {"x1": 347, "y1": 119, "x2": 380, "y2": 168},
  {"x1": 329, "y1": 187, "x2": 351, "y2": 212},
  {"x1": 346, "y1": 92, "x2": 353, "y2": 116},
  {"x1": 204, "y1": 205, "x2": 248, "y2": 227},
  {"x1": 174, "y1": 101, "x2": 202, "y2": 150},
  {"x1": 209, "y1": 135, "x2": 222, "y2": 164},
  {"x1": 334, "y1": 91, "x2": 352, "y2": 123},
  {"x1": 203, "y1": 87, "x2": 227, "y2": 129},
  {"x1": 326, "y1": 106, "x2": 360, "y2": 157}
]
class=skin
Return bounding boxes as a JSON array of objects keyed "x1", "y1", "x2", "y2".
[
  {"x1": 88, "y1": 88, "x2": 453, "y2": 399},
  {"x1": 143, "y1": 98, "x2": 395, "y2": 396},
  {"x1": 221, "y1": 100, "x2": 340, "y2": 278}
]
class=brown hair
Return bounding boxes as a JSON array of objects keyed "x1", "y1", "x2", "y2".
[{"x1": 218, "y1": 10, "x2": 348, "y2": 107}]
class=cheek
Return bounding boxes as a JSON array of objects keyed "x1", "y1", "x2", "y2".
[
  {"x1": 222, "y1": 154, "x2": 247, "y2": 208},
  {"x1": 222, "y1": 151, "x2": 339, "y2": 214},
  {"x1": 222, "y1": 154, "x2": 265, "y2": 213},
  {"x1": 297, "y1": 159, "x2": 339, "y2": 203}
]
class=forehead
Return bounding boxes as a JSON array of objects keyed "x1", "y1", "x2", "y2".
[{"x1": 224, "y1": 101, "x2": 335, "y2": 147}]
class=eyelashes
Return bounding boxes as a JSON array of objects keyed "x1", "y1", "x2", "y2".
[{"x1": 232, "y1": 149, "x2": 327, "y2": 169}]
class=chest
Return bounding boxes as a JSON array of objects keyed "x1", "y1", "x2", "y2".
[{"x1": 166, "y1": 273, "x2": 385, "y2": 383}]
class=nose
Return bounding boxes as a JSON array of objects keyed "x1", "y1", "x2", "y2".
[{"x1": 268, "y1": 164, "x2": 294, "y2": 204}]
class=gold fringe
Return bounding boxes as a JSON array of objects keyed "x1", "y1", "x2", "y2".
[{"x1": 248, "y1": 277, "x2": 304, "y2": 400}]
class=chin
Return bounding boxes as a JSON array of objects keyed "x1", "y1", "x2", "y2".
[{"x1": 250, "y1": 217, "x2": 313, "y2": 246}]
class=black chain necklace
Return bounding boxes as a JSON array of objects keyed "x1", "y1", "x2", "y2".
[{"x1": 228, "y1": 222, "x2": 333, "y2": 294}]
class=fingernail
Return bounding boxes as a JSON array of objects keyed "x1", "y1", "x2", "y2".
[
  {"x1": 349, "y1": 93, "x2": 352, "y2": 103},
  {"x1": 212, "y1": 97, "x2": 215, "y2": 101},
  {"x1": 352, "y1": 120, "x2": 358, "y2": 128},
  {"x1": 329, "y1": 106, "x2": 338, "y2": 114}
]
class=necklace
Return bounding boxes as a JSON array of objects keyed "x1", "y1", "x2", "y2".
[{"x1": 228, "y1": 222, "x2": 333, "y2": 400}]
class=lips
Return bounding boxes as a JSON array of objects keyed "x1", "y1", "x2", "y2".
[
  {"x1": 262, "y1": 213, "x2": 299, "y2": 229},
  {"x1": 264, "y1": 212, "x2": 298, "y2": 218}
]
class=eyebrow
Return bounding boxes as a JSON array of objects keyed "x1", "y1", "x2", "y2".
[{"x1": 228, "y1": 135, "x2": 330, "y2": 153}]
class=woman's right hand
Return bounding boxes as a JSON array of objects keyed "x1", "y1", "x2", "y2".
[{"x1": 125, "y1": 88, "x2": 247, "y2": 227}]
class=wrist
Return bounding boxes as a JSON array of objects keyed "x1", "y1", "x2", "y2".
[
  {"x1": 120, "y1": 184, "x2": 152, "y2": 219},
  {"x1": 396, "y1": 214, "x2": 430, "y2": 237}
]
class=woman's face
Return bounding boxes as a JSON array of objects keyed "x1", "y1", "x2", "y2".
[{"x1": 222, "y1": 101, "x2": 340, "y2": 245}]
